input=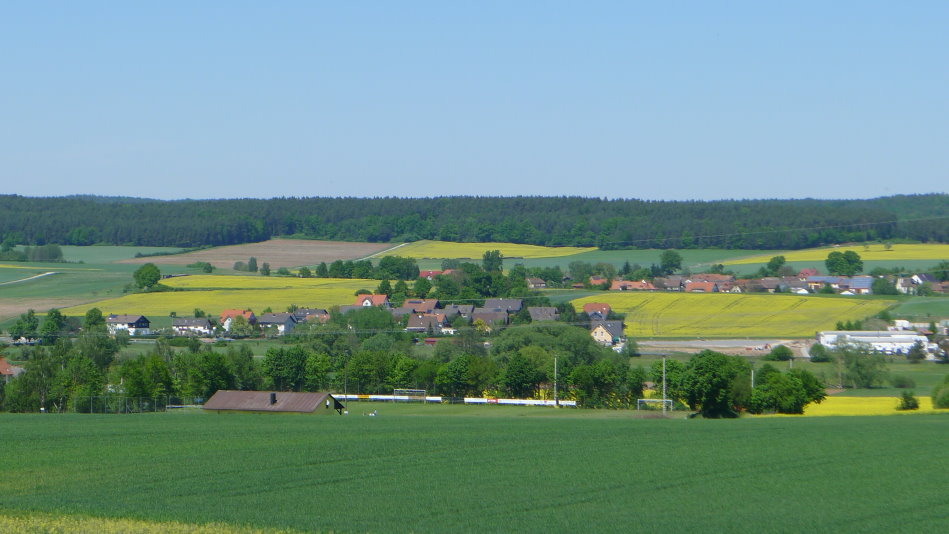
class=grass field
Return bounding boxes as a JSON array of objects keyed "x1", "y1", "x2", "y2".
[
  {"x1": 891, "y1": 296, "x2": 949, "y2": 320},
  {"x1": 57, "y1": 245, "x2": 185, "y2": 264},
  {"x1": 392, "y1": 240, "x2": 596, "y2": 259},
  {"x1": 725, "y1": 243, "x2": 949, "y2": 265},
  {"x1": 572, "y1": 293, "x2": 896, "y2": 338},
  {"x1": 58, "y1": 278, "x2": 374, "y2": 318},
  {"x1": 0, "y1": 411, "x2": 945, "y2": 533}
]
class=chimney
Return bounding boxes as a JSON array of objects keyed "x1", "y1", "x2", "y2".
[{"x1": 270, "y1": 392, "x2": 277, "y2": 405}]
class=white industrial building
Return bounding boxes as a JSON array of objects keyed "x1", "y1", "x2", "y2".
[{"x1": 816, "y1": 330, "x2": 940, "y2": 360}]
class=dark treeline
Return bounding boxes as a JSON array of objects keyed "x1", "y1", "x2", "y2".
[{"x1": 1, "y1": 194, "x2": 947, "y2": 249}]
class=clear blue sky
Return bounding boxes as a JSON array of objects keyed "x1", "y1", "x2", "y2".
[{"x1": 2, "y1": 1, "x2": 947, "y2": 201}]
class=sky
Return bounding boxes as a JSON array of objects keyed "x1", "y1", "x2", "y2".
[{"x1": 2, "y1": 1, "x2": 948, "y2": 201}]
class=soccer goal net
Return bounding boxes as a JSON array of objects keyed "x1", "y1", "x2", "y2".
[
  {"x1": 393, "y1": 389, "x2": 427, "y2": 402},
  {"x1": 636, "y1": 399, "x2": 674, "y2": 411}
]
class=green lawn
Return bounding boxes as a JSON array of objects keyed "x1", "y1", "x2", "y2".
[{"x1": 0, "y1": 412, "x2": 945, "y2": 533}]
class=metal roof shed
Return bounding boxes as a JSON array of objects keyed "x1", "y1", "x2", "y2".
[{"x1": 203, "y1": 391, "x2": 345, "y2": 414}]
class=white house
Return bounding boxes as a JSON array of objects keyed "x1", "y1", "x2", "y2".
[{"x1": 105, "y1": 314, "x2": 151, "y2": 336}]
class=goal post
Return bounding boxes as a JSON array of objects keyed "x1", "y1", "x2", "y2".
[
  {"x1": 393, "y1": 389, "x2": 427, "y2": 402},
  {"x1": 636, "y1": 399, "x2": 673, "y2": 412}
]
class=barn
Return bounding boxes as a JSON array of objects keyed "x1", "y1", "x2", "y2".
[{"x1": 203, "y1": 391, "x2": 345, "y2": 414}]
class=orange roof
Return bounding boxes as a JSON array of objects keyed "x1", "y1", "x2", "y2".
[
  {"x1": 355, "y1": 294, "x2": 389, "y2": 306},
  {"x1": 583, "y1": 302, "x2": 611, "y2": 315},
  {"x1": 220, "y1": 309, "x2": 254, "y2": 321},
  {"x1": 0, "y1": 357, "x2": 17, "y2": 376}
]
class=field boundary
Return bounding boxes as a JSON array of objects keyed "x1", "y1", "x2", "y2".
[{"x1": 0, "y1": 272, "x2": 58, "y2": 286}]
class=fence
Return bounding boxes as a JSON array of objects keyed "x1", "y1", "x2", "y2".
[{"x1": 74, "y1": 396, "x2": 204, "y2": 413}]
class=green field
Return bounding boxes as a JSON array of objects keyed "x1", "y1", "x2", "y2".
[
  {"x1": 0, "y1": 411, "x2": 945, "y2": 533},
  {"x1": 572, "y1": 293, "x2": 896, "y2": 338},
  {"x1": 891, "y1": 296, "x2": 949, "y2": 320}
]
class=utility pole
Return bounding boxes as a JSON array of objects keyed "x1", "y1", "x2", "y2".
[
  {"x1": 662, "y1": 357, "x2": 667, "y2": 415},
  {"x1": 553, "y1": 357, "x2": 558, "y2": 407}
]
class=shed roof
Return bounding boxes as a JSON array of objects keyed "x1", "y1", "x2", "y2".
[{"x1": 203, "y1": 391, "x2": 343, "y2": 413}]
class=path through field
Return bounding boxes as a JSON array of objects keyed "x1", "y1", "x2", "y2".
[{"x1": 0, "y1": 272, "x2": 58, "y2": 286}]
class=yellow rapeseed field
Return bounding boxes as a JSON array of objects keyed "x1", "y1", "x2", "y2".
[
  {"x1": 725, "y1": 243, "x2": 949, "y2": 265},
  {"x1": 60, "y1": 278, "x2": 373, "y2": 317},
  {"x1": 160, "y1": 275, "x2": 362, "y2": 290},
  {"x1": 796, "y1": 396, "x2": 941, "y2": 416},
  {"x1": 572, "y1": 292, "x2": 895, "y2": 337},
  {"x1": 391, "y1": 240, "x2": 595, "y2": 259},
  {"x1": 0, "y1": 513, "x2": 303, "y2": 534}
]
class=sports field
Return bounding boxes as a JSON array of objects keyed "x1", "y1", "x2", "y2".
[
  {"x1": 0, "y1": 411, "x2": 945, "y2": 533},
  {"x1": 392, "y1": 240, "x2": 596, "y2": 259},
  {"x1": 59, "y1": 278, "x2": 373, "y2": 317},
  {"x1": 725, "y1": 243, "x2": 949, "y2": 265},
  {"x1": 572, "y1": 293, "x2": 896, "y2": 338}
]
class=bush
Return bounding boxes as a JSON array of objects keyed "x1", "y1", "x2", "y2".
[
  {"x1": 932, "y1": 375, "x2": 949, "y2": 409},
  {"x1": 889, "y1": 375, "x2": 916, "y2": 389},
  {"x1": 763, "y1": 345, "x2": 793, "y2": 361},
  {"x1": 897, "y1": 391, "x2": 919, "y2": 411}
]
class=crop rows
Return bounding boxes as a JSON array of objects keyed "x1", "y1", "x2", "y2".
[
  {"x1": 0, "y1": 413, "x2": 946, "y2": 533},
  {"x1": 572, "y1": 293, "x2": 896, "y2": 337},
  {"x1": 59, "y1": 279, "x2": 372, "y2": 317}
]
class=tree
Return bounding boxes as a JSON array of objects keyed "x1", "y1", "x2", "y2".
[
  {"x1": 834, "y1": 344, "x2": 887, "y2": 388},
  {"x1": 298, "y1": 266, "x2": 312, "y2": 278},
  {"x1": 413, "y1": 277, "x2": 432, "y2": 298},
  {"x1": 809, "y1": 343, "x2": 832, "y2": 362},
  {"x1": 871, "y1": 277, "x2": 898, "y2": 295},
  {"x1": 897, "y1": 390, "x2": 919, "y2": 411},
  {"x1": 9, "y1": 309, "x2": 39, "y2": 342},
  {"x1": 825, "y1": 250, "x2": 863, "y2": 276},
  {"x1": 38, "y1": 308, "x2": 67, "y2": 344},
  {"x1": 375, "y1": 279, "x2": 392, "y2": 296},
  {"x1": 133, "y1": 263, "x2": 161, "y2": 289},
  {"x1": 680, "y1": 350, "x2": 749, "y2": 418},
  {"x1": 500, "y1": 352, "x2": 542, "y2": 398},
  {"x1": 259, "y1": 262, "x2": 271, "y2": 276},
  {"x1": 659, "y1": 250, "x2": 682, "y2": 275},
  {"x1": 906, "y1": 341, "x2": 926, "y2": 364},
  {"x1": 315, "y1": 262, "x2": 329, "y2": 277},
  {"x1": 482, "y1": 250, "x2": 503, "y2": 273}
]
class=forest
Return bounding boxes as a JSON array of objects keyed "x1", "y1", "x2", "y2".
[{"x1": 1, "y1": 194, "x2": 946, "y2": 249}]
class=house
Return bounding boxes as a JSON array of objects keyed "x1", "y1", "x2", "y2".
[
  {"x1": 419, "y1": 270, "x2": 443, "y2": 281},
  {"x1": 653, "y1": 276, "x2": 685, "y2": 291},
  {"x1": 582, "y1": 302, "x2": 611, "y2": 320},
  {"x1": 527, "y1": 306, "x2": 559, "y2": 322},
  {"x1": 758, "y1": 277, "x2": 786, "y2": 293},
  {"x1": 483, "y1": 298, "x2": 523, "y2": 313},
  {"x1": 805, "y1": 276, "x2": 844, "y2": 292},
  {"x1": 293, "y1": 308, "x2": 329, "y2": 323},
  {"x1": 405, "y1": 313, "x2": 446, "y2": 333},
  {"x1": 848, "y1": 276, "x2": 873, "y2": 295},
  {"x1": 220, "y1": 309, "x2": 257, "y2": 331},
  {"x1": 912, "y1": 273, "x2": 938, "y2": 285},
  {"x1": 526, "y1": 277, "x2": 547, "y2": 289},
  {"x1": 591, "y1": 320, "x2": 625, "y2": 346},
  {"x1": 690, "y1": 273, "x2": 735, "y2": 283},
  {"x1": 471, "y1": 308, "x2": 509, "y2": 327},
  {"x1": 257, "y1": 313, "x2": 298, "y2": 335},
  {"x1": 442, "y1": 304, "x2": 474, "y2": 322},
  {"x1": 105, "y1": 314, "x2": 151, "y2": 336},
  {"x1": 355, "y1": 294, "x2": 390, "y2": 308},
  {"x1": 172, "y1": 317, "x2": 212, "y2": 336},
  {"x1": 203, "y1": 390, "x2": 345, "y2": 414},
  {"x1": 798, "y1": 268, "x2": 819, "y2": 279},
  {"x1": 402, "y1": 298, "x2": 439, "y2": 314},
  {"x1": 0, "y1": 357, "x2": 24, "y2": 383},
  {"x1": 610, "y1": 279, "x2": 656, "y2": 291},
  {"x1": 684, "y1": 281, "x2": 719, "y2": 293},
  {"x1": 589, "y1": 275, "x2": 607, "y2": 286}
]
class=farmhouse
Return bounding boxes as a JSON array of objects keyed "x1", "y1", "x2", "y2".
[
  {"x1": 582, "y1": 302, "x2": 611, "y2": 320},
  {"x1": 405, "y1": 313, "x2": 446, "y2": 333},
  {"x1": 172, "y1": 317, "x2": 212, "y2": 336},
  {"x1": 203, "y1": 390, "x2": 345, "y2": 414},
  {"x1": 611, "y1": 279, "x2": 656, "y2": 291},
  {"x1": 483, "y1": 298, "x2": 523, "y2": 313},
  {"x1": 526, "y1": 277, "x2": 547, "y2": 289},
  {"x1": 105, "y1": 314, "x2": 151, "y2": 336},
  {"x1": 293, "y1": 308, "x2": 329, "y2": 323}
]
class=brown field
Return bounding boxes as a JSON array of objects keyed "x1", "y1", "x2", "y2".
[
  {"x1": 117, "y1": 239, "x2": 396, "y2": 269},
  {"x1": 0, "y1": 298, "x2": 94, "y2": 323}
]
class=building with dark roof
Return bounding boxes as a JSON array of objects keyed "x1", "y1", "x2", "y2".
[{"x1": 203, "y1": 391, "x2": 345, "y2": 414}]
